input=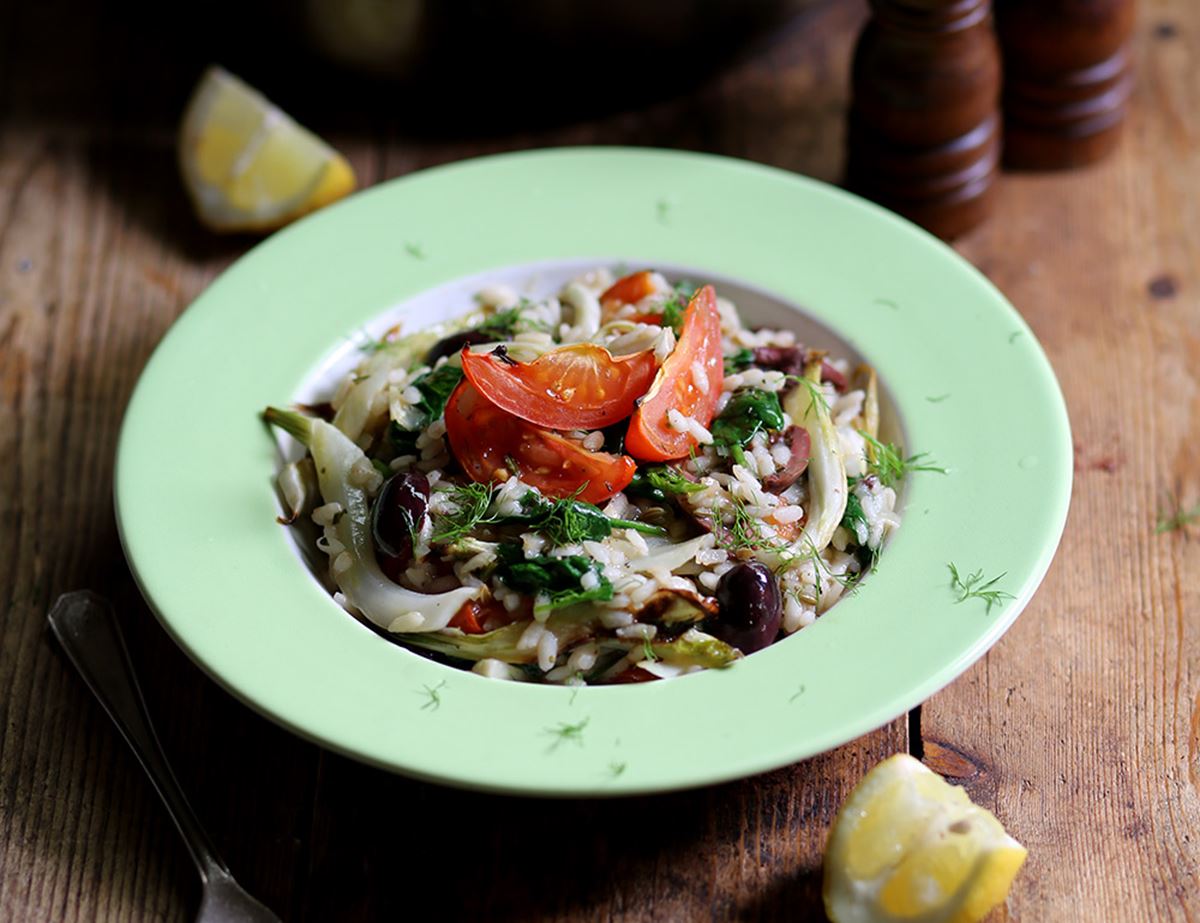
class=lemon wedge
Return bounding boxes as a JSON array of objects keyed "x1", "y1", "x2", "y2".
[
  {"x1": 178, "y1": 67, "x2": 356, "y2": 232},
  {"x1": 824, "y1": 754, "x2": 1026, "y2": 923}
]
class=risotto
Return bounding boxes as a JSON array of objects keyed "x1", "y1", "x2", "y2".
[{"x1": 266, "y1": 268, "x2": 906, "y2": 684}]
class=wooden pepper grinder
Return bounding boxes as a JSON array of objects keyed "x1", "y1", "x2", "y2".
[
  {"x1": 846, "y1": 0, "x2": 1002, "y2": 240},
  {"x1": 995, "y1": 0, "x2": 1136, "y2": 169}
]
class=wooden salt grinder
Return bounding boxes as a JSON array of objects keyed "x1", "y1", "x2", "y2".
[
  {"x1": 995, "y1": 0, "x2": 1136, "y2": 170},
  {"x1": 846, "y1": 0, "x2": 1002, "y2": 240}
]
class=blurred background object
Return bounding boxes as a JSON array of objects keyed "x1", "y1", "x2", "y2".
[
  {"x1": 271, "y1": 0, "x2": 817, "y2": 130},
  {"x1": 845, "y1": 0, "x2": 1001, "y2": 239},
  {"x1": 178, "y1": 68, "x2": 357, "y2": 232},
  {"x1": 995, "y1": 0, "x2": 1136, "y2": 169}
]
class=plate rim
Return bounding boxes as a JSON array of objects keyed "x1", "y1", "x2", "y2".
[{"x1": 115, "y1": 147, "x2": 1073, "y2": 796}]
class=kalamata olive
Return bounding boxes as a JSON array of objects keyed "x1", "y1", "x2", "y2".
[
  {"x1": 753, "y1": 345, "x2": 806, "y2": 377},
  {"x1": 710, "y1": 562, "x2": 783, "y2": 654},
  {"x1": 425, "y1": 330, "x2": 491, "y2": 365},
  {"x1": 752, "y1": 345, "x2": 847, "y2": 392},
  {"x1": 763, "y1": 426, "x2": 811, "y2": 493},
  {"x1": 371, "y1": 471, "x2": 430, "y2": 570}
]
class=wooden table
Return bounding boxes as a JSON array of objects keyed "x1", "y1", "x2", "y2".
[{"x1": 2, "y1": 0, "x2": 1197, "y2": 919}]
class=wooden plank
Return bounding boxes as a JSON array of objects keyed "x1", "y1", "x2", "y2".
[
  {"x1": 923, "y1": 1, "x2": 1200, "y2": 919},
  {"x1": 0, "y1": 118, "x2": 321, "y2": 923},
  {"x1": 3, "y1": 0, "x2": 1198, "y2": 919},
  {"x1": 0, "y1": 3, "x2": 897, "y2": 920},
  {"x1": 292, "y1": 724, "x2": 906, "y2": 922}
]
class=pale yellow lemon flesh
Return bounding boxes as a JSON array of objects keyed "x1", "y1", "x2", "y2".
[
  {"x1": 824, "y1": 753, "x2": 1027, "y2": 923},
  {"x1": 179, "y1": 67, "x2": 356, "y2": 232}
]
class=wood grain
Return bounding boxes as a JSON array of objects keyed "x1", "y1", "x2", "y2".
[
  {"x1": 1, "y1": 0, "x2": 1197, "y2": 919},
  {"x1": 930, "y1": 5, "x2": 1200, "y2": 917}
]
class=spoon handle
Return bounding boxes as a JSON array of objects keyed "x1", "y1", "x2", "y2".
[{"x1": 48, "y1": 591, "x2": 229, "y2": 882}]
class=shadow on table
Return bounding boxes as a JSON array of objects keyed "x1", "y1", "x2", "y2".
[
  {"x1": 292, "y1": 760, "x2": 836, "y2": 922},
  {"x1": 36, "y1": 566, "x2": 844, "y2": 921},
  {"x1": 13, "y1": 0, "x2": 856, "y2": 264}
]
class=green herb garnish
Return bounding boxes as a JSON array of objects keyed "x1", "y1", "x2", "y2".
[
  {"x1": 641, "y1": 638, "x2": 659, "y2": 662},
  {"x1": 429, "y1": 482, "x2": 500, "y2": 545},
  {"x1": 657, "y1": 281, "x2": 697, "y2": 335},
  {"x1": 386, "y1": 364, "x2": 464, "y2": 453},
  {"x1": 625, "y1": 464, "x2": 704, "y2": 503},
  {"x1": 712, "y1": 494, "x2": 788, "y2": 554},
  {"x1": 475, "y1": 307, "x2": 523, "y2": 340},
  {"x1": 948, "y1": 563, "x2": 1014, "y2": 614},
  {"x1": 839, "y1": 486, "x2": 881, "y2": 572},
  {"x1": 494, "y1": 545, "x2": 613, "y2": 616},
  {"x1": 781, "y1": 537, "x2": 863, "y2": 603},
  {"x1": 387, "y1": 423, "x2": 419, "y2": 456},
  {"x1": 660, "y1": 295, "x2": 685, "y2": 335},
  {"x1": 608, "y1": 761, "x2": 628, "y2": 777},
  {"x1": 724, "y1": 347, "x2": 755, "y2": 375},
  {"x1": 546, "y1": 717, "x2": 589, "y2": 750},
  {"x1": 673, "y1": 280, "x2": 698, "y2": 299},
  {"x1": 418, "y1": 680, "x2": 446, "y2": 711},
  {"x1": 1156, "y1": 495, "x2": 1200, "y2": 534},
  {"x1": 790, "y1": 375, "x2": 831, "y2": 416},
  {"x1": 711, "y1": 389, "x2": 785, "y2": 467},
  {"x1": 412, "y1": 364, "x2": 462, "y2": 420},
  {"x1": 840, "y1": 487, "x2": 868, "y2": 539},
  {"x1": 504, "y1": 493, "x2": 664, "y2": 545},
  {"x1": 860, "y1": 431, "x2": 948, "y2": 488}
]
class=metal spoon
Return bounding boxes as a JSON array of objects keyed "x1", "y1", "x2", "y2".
[{"x1": 48, "y1": 591, "x2": 282, "y2": 923}]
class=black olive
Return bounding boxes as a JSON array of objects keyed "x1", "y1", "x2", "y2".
[
  {"x1": 370, "y1": 471, "x2": 430, "y2": 568},
  {"x1": 425, "y1": 330, "x2": 491, "y2": 365},
  {"x1": 710, "y1": 562, "x2": 783, "y2": 654}
]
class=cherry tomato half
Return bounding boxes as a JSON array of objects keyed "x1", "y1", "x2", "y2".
[
  {"x1": 601, "y1": 270, "x2": 668, "y2": 325},
  {"x1": 625, "y1": 284, "x2": 724, "y2": 461},
  {"x1": 460, "y1": 343, "x2": 658, "y2": 431},
  {"x1": 601, "y1": 269, "x2": 659, "y2": 306},
  {"x1": 444, "y1": 380, "x2": 636, "y2": 504},
  {"x1": 448, "y1": 597, "x2": 524, "y2": 634}
]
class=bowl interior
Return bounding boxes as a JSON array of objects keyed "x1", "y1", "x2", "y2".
[{"x1": 279, "y1": 258, "x2": 908, "y2": 660}]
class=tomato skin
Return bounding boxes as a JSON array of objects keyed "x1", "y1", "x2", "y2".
[
  {"x1": 601, "y1": 270, "x2": 659, "y2": 309},
  {"x1": 444, "y1": 380, "x2": 636, "y2": 504},
  {"x1": 625, "y1": 285, "x2": 725, "y2": 461},
  {"x1": 448, "y1": 597, "x2": 524, "y2": 634},
  {"x1": 601, "y1": 270, "x2": 667, "y2": 325},
  {"x1": 448, "y1": 600, "x2": 486, "y2": 634},
  {"x1": 460, "y1": 344, "x2": 657, "y2": 430}
]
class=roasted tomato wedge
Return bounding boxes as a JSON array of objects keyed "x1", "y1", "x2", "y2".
[
  {"x1": 600, "y1": 270, "x2": 667, "y2": 324},
  {"x1": 601, "y1": 269, "x2": 658, "y2": 308},
  {"x1": 447, "y1": 600, "x2": 486, "y2": 634},
  {"x1": 444, "y1": 380, "x2": 636, "y2": 504},
  {"x1": 460, "y1": 343, "x2": 658, "y2": 430},
  {"x1": 625, "y1": 284, "x2": 724, "y2": 461}
]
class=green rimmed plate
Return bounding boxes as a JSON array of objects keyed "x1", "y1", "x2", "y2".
[{"x1": 116, "y1": 148, "x2": 1071, "y2": 796}]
